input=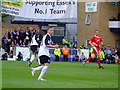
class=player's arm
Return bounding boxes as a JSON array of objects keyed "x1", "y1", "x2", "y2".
[
  {"x1": 89, "y1": 37, "x2": 94, "y2": 47},
  {"x1": 45, "y1": 35, "x2": 59, "y2": 48},
  {"x1": 46, "y1": 45, "x2": 59, "y2": 48},
  {"x1": 100, "y1": 36, "x2": 103, "y2": 45}
]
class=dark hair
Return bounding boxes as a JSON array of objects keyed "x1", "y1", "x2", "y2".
[
  {"x1": 47, "y1": 26, "x2": 53, "y2": 31},
  {"x1": 94, "y1": 30, "x2": 98, "y2": 33}
]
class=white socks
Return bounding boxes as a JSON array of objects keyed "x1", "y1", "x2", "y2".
[
  {"x1": 38, "y1": 65, "x2": 49, "y2": 80},
  {"x1": 33, "y1": 65, "x2": 44, "y2": 73},
  {"x1": 30, "y1": 55, "x2": 35, "y2": 63},
  {"x1": 37, "y1": 55, "x2": 41, "y2": 65}
]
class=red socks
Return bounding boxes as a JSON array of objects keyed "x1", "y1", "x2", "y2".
[
  {"x1": 84, "y1": 57, "x2": 92, "y2": 62},
  {"x1": 97, "y1": 57, "x2": 101, "y2": 67},
  {"x1": 85, "y1": 57, "x2": 101, "y2": 67}
]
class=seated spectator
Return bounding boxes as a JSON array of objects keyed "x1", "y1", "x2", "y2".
[
  {"x1": 80, "y1": 43, "x2": 85, "y2": 49},
  {"x1": 62, "y1": 44, "x2": 69, "y2": 62},
  {"x1": 111, "y1": 48, "x2": 116, "y2": 55},
  {"x1": 106, "y1": 53, "x2": 115, "y2": 64},
  {"x1": 114, "y1": 54, "x2": 119, "y2": 64},
  {"x1": 106, "y1": 48, "x2": 112, "y2": 55},
  {"x1": 73, "y1": 54, "x2": 79, "y2": 61},
  {"x1": 18, "y1": 40, "x2": 23, "y2": 47},
  {"x1": 1, "y1": 52, "x2": 8, "y2": 60},
  {"x1": 16, "y1": 52, "x2": 23, "y2": 61},
  {"x1": 14, "y1": 35, "x2": 20, "y2": 46},
  {"x1": 116, "y1": 48, "x2": 120, "y2": 59},
  {"x1": 54, "y1": 47, "x2": 61, "y2": 61},
  {"x1": 69, "y1": 41, "x2": 74, "y2": 49},
  {"x1": 73, "y1": 41, "x2": 77, "y2": 49},
  {"x1": 80, "y1": 52, "x2": 85, "y2": 62}
]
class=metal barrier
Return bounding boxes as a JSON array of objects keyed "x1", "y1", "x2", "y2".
[{"x1": 49, "y1": 48, "x2": 78, "y2": 62}]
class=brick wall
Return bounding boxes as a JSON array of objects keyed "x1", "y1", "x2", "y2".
[{"x1": 77, "y1": 2, "x2": 120, "y2": 48}]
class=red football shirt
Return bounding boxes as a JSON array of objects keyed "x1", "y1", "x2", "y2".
[{"x1": 89, "y1": 35, "x2": 103, "y2": 48}]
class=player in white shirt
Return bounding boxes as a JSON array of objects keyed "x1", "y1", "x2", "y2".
[
  {"x1": 31, "y1": 27, "x2": 59, "y2": 81},
  {"x1": 28, "y1": 32, "x2": 40, "y2": 67}
]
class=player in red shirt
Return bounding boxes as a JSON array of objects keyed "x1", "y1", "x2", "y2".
[{"x1": 83, "y1": 30, "x2": 104, "y2": 69}]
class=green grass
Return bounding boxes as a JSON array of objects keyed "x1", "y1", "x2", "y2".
[{"x1": 1, "y1": 61, "x2": 118, "y2": 88}]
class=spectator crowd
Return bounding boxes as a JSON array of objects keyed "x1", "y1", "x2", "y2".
[
  {"x1": 1, "y1": 26, "x2": 43, "y2": 59},
  {"x1": 1, "y1": 27, "x2": 120, "y2": 64}
]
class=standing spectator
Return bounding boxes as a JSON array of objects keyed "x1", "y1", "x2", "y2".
[
  {"x1": 99, "y1": 48, "x2": 105, "y2": 63},
  {"x1": 13, "y1": 28, "x2": 17, "y2": 40},
  {"x1": 69, "y1": 41, "x2": 74, "y2": 49},
  {"x1": 27, "y1": 27, "x2": 31, "y2": 41},
  {"x1": 73, "y1": 41, "x2": 77, "y2": 49},
  {"x1": 25, "y1": 28, "x2": 30, "y2": 44},
  {"x1": 10, "y1": 41, "x2": 14, "y2": 58},
  {"x1": 88, "y1": 44, "x2": 91, "y2": 50},
  {"x1": 103, "y1": 47, "x2": 107, "y2": 55},
  {"x1": 80, "y1": 43, "x2": 85, "y2": 49},
  {"x1": 19, "y1": 27, "x2": 25, "y2": 44},
  {"x1": 62, "y1": 36, "x2": 68, "y2": 45},
  {"x1": 62, "y1": 44, "x2": 69, "y2": 62},
  {"x1": 3, "y1": 34, "x2": 10, "y2": 55},
  {"x1": 32, "y1": 26, "x2": 36, "y2": 36},
  {"x1": 8, "y1": 29, "x2": 13, "y2": 39},
  {"x1": 80, "y1": 52, "x2": 85, "y2": 62},
  {"x1": 54, "y1": 47, "x2": 61, "y2": 61}
]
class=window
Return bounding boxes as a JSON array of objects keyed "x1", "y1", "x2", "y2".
[
  {"x1": 41, "y1": 26, "x2": 64, "y2": 36},
  {"x1": 86, "y1": 14, "x2": 91, "y2": 25}
]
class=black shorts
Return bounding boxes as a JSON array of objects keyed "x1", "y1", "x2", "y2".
[
  {"x1": 39, "y1": 55, "x2": 50, "y2": 64},
  {"x1": 30, "y1": 45, "x2": 37, "y2": 53}
]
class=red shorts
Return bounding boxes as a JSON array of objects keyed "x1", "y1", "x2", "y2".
[{"x1": 92, "y1": 47, "x2": 99, "y2": 54}]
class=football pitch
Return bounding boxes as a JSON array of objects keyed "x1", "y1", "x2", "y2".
[{"x1": 1, "y1": 61, "x2": 119, "y2": 88}]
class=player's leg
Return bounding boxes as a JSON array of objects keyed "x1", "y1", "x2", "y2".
[
  {"x1": 31, "y1": 65, "x2": 44, "y2": 76},
  {"x1": 30, "y1": 53, "x2": 36, "y2": 63},
  {"x1": 37, "y1": 55, "x2": 41, "y2": 66},
  {"x1": 29, "y1": 45, "x2": 37, "y2": 67},
  {"x1": 83, "y1": 54, "x2": 95, "y2": 64},
  {"x1": 97, "y1": 53, "x2": 104, "y2": 69},
  {"x1": 38, "y1": 63, "x2": 49, "y2": 81},
  {"x1": 83, "y1": 47, "x2": 96, "y2": 65},
  {"x1": 31, "y1": 56, "x2": 43, "y2": 76},
  {"x1": 38, "y1": 56, "x2": 50, "y2": 81}
]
